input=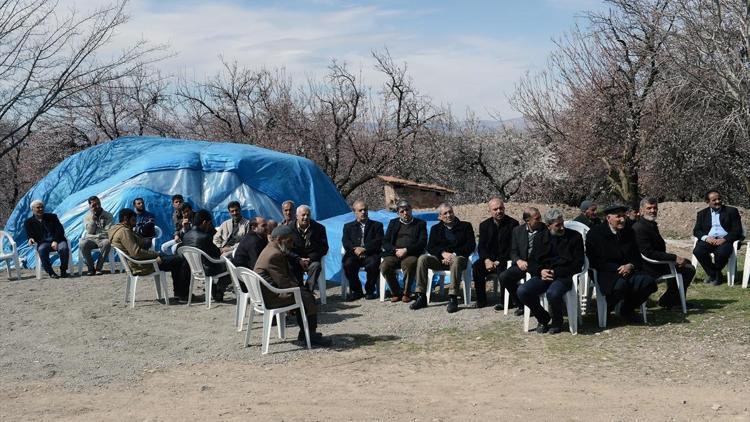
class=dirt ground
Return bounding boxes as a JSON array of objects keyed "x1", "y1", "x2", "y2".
[{"x1": 2, "y1": 201, "x2": 749, "y2": 421}]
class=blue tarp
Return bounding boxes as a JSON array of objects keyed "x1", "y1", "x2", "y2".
[
  {"x1": 5, "y1": 136, "x2": 351, "y2": 268},
  {"x1": 321, "y1": 210, "x2": 440, "y2": 285}
]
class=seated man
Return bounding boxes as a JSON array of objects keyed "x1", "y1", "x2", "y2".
[
  {"x1": 496, "y1": 207, "x2": 545, "y2": 315},
  {"x1": 574, "y1": 200, "x2": 601, "y2": 228},
  {"x1": 109, "y1": 208, "x2": 192, "y2": 302},
  {"x1": 161, "y1": 202, "x2": 193, "y2": 254},
  {"x1": 341, "y1": 200, "x2": 384, "y2": 301},
  {"x1": 213, "y1": 201, "x2": 250, "y2": 254},
  {"x1": 692, "y1": 189, "x2": 744, "y2": 286},
  {"x1": 80, "y1": 195, "x2": 113, "y2": 276},
  {"x1": 412, "y1": 203, "x2": 475, "y2": 313},
  {"x1": 266, "y1": 219, "x2": 278, "y2": 242},
  {"x1": 255, "y1": 225, "x2": 330, "y2": 347},
  {"x1": 633, "y1": 197, "x2": 695, "y2": 309},
  {"x1": 133, "y1": 197, "x2": 156, "y2": 239},
  {"x1": 24, "y1": 199, "x2": 70, "y2": 278},
  {"x1": 517, "y1": 209, "x2": 584, "y2": 334},
  {"x1": 586, "y1": 204, "x2": 657, "y2": 324},
  {"x1": 281, "y1": 200, "x2": 296, "y2": 226},
  {"x1": 233, "y1": 217, "x2": 269, "y2": 270},
  {"x1": 289, "y1": 205, "x2": 329, "y2": 290},
  {"x1": 472, "y1": 197, "x2": 519, "y2": 308},
  {"x1": 380, "y1": 199, "x2": 427, "y2": 303},
  {"x1": 180, "y1": 210, "x2": 230, "y2": 302}
]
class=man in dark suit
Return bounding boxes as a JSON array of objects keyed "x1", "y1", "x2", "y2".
[
  {"x1": 341, "y1": 200, "x2": 384, "y2": 301},
  {"x1": 411, "y1": 203, "x2": 476, "y2": 313},
  {"x1": 691, "y1": 190, "x2": 744, "y2": 285},
  {"x1": 255, "y1": 225, "x2": 330, "y2": 347},
  {"x1": 232, "y1": 217, "x2": 269, "y2": 270},
  {"x1": 472, "y1": 197, "x2": 519, "y2": 308},
  {"x1": 586, "y1": 204, "x2": 657, "y2": 324},
  {"x1": 495, "y1": 207, "x2": 545, "y2": 315},
  {"x1": 289, "y1": 205, "x2": 329, "y2": 289},
  {"x1": 517, "y1": 208, "x2": 584, "y2": 334},
  {"x1": 633, "y1": 198, "x2": 695, "y2": 309},
  {"x1": 24, "y1": 199, "x2": 70, "y2": 278},
  {"x1": 574, "y1": 200, "x2": 601, "y2": 228},
  {"x1": 380, "y1": 199, "x2": 428, "y2": 303},
  {"x1": 179, "y1": 210, "x2": 228, "y2": 302}
]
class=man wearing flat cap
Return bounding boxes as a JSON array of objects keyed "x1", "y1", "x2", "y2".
[
  {"x1": 574, "y1": 200, "x2": 601, "y2": 228},
  {"x1": 255, "y1": 225, "x2": 331, "y2": 347},
  {"x1": 585, "y1": 204, "x2": 657, "y2": 324},
  {"x1": 380, "y1": 199, "x2": 427, "y2": 303}
]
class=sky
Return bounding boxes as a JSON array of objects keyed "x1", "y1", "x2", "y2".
[{"x1": 72, "y1": 0, "x2": 609, "y2": 119}]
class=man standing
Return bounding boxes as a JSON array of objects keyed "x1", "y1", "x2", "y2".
[
  {"x1": 170, "y1": 194, "x2": 184, "y2": 231},
  {"x1": 255, "y1": 225, "x2": 331, "y2": 347},
  {"x1": 80, "y1": 196, "x2": 113, "y2": 276},
  {"x1": 380, "y1": 200, "x2": 427, "y2": 303},
  {"x1": 180, "y1": 210, "x2": 230, "y2": 302},
  {"x1": 161, "y1": 202, "x2": 194, "y2": 255},
  {"x1": 574, "y1": 200, "x2": 601, "y2": 228},
  {"x1": 633, "y1": 198, "x2": 695, "y2": 309},
  {"x1": 233, "y1": 217, "x2": 269, "y2": 270},
  {"x1": 411, "y1": 203, "x2": 475, "y2": 313},
  {"x1": 517, "y1": 209, "x2": 584, "y2": 334},
  {"x1": 691, "y1": 190, "x2": 744, "y2": 286},
  {"x1": 281, "y1": 200, "x2": 296, "y2": 226},
  {"x1": 472, "y1": 197, "x2": 519, "y2": 308},
  {"x1": 586, "y1": 204, "x2": 657, "y2": 324},
  {"x1": 109, "y1": 208, "x2": 192, "y2": 302},
  {"x1": 289, "y1": 205, "x2": 329, "y2": 289},
  {"x1": 133, "y1": 197, "x2": 156, "y2": 238},
  {"x1": 341, "y1": 200, "x2": 384, "y2": 301},
  {"x1": 24, "y1": 199, "x2": 70, "y2": 279},
  {"x1": 495, "y1": 207, "x2": 545, "y2": 315},
  {"x1": 213, "y1": 201, "x2": 250, "y2": 254}
]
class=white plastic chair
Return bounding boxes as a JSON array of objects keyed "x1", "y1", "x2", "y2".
[
  {"x1": 742, "y1": 247, "x2": 750, "y2": 289},
  {"x1": 340, "y1": 246, "x2": 365, "y2": 300},
  {"x1": 237, "y1": 267, "x2": 311, "y2": 354},
  {"x1": 149, "y1": 226, "x2": 163, "y2": 250},
  {"x1": 522, "y1": 257, "x2": 587, "y2": 335},
  {"x1": 34, "y1": 237, "x2": 71, "y2": 280},
  {"x1": 113, "y1": 247, "x2": 170, "y2": 308},
  {"x1": 179, "y1": 246, "x2": 230, "y2": 309},
  {"x1": 425, "y1": 258, "x2": 473, "y2": 306},
  {"x1": 223, "y1": 257, "x2": 254, "y2": 332},
  {"x1": 564, "y1": 221, "x2": 591, "y2": 314},
  {"x1": 499, "y1": 260, "x2": 528, "y2": 316},
  {"x1": 690, "y1": 229, "x2": 745, "y2": 286},
  {"x1": 77, "y1": 234, "x2": 119, "y2": 276},
  {"x1": 0, "y1": 231, "x2": 22, "y2": 281},
  {"x1": 590, "y1": 268, "x2": 648, "y2": 328},
  {"x1": 640, "y1": 254, "x2": 687, "y2": 314}
]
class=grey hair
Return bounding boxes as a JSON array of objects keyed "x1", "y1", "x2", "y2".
[
  {"x1": 281, "y1": 200, "x2": 295, "y2": 208},
  {"x1": 543, "y1": 208, "x2": 564, "y2": 225},
  {"x1": 437, "y1": 202, "x2": 453, "y2": 213},
  {"x1": 30, "y1": 199, "x2": 44, "y2": 210},
  {"x1": 296, "y1": 204, "x2": 311, "y2": 215},
  {"x1": 639, "y1": 197, "x2": 658, "y2": 209}
]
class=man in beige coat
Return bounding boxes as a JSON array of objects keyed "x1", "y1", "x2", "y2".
[
  {"x1": 254, "y1": 225, "x2": 330, "y2": 347},
  {"x1": 109, "y1": 208, "x2": 192, "y2": 302},
  {"x1": 213, "y1": 201, "x2": 250, "y2": 253},
  {"x1": 80, "y1": 195, "x2": 114, "y2": 275}
]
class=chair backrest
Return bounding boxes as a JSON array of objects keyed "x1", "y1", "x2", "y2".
[
  {"x1": 564, "y1": 220, "x2": 590, "y2": 240},
  {"x1": 0, "y1": 231, "x2": 17, "y2": 256},
  {"x1": 236, "y1": 266, "x2": 266, "y2": 312},
  {"x1": 223, "y1": 257, "x2": 244, "y2": 294},
  {"x1": 112, "y1": 247, "x2": 135, "y2": 276},
  {"x1": 179, "y1": 246, "x2": 207, "y2": 276}
]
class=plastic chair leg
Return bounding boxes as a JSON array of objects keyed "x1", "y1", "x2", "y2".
[
  {"x1": 299, "y1": 311, "x2": 311, "y2": 350},
  {"x1": 676, "y1": 274, "x2": 687, "y2": 314},
  {"x1": 523, "y1": 305, "x2": 531, "y2": 333},
  {"x1": 277, "y1": 312, "x2": 286, "y2": 339},
  {"x1": 462, "y1": 277, "x2": 471, "y2": 306},
  {"x1": 206, "y1": 276, "x2": 213, "y2": 309},
  {"x1": 125, "y1": 276, "x2": 132, "y2": 304},
  {"x1": 596, "y1": 288, "x2": 607, "y2": 328},
  {"x1": 236, "y1": 295, "x2": 247, "y2": 332},
  {"x1": 503, "y1": 287, "x2": 510, "y2": 316},
  {"x1": 186, "y1": 275, "x2": 195, "y2": 306},
  {"x1": 728, "y1": 253, "x2": 737, "y2": 286},
  {"x1": 565, "y1": 289, "x2": 578, "y2": 334},
  {"x1": 261, "y1": 312, "x2": 272, "y2": 355},
  {"x1": 742, "y1": 247, "x2": 750, "y2": 288},
  {"x1": 379, "y1": 273, "x2": 386, "y2": 302},
  {"x1": 341, "y1": 273, "x2": 349, "y2": 301},
  {"x1": 641, "y1": 303, "x2": 648, "y2": 324},
  {"x1": 244, "y1": 310, "x2": 255, "y2": 347},
  {"x1": 131, "y1": 276, "x2": 139, "y2": 308}
]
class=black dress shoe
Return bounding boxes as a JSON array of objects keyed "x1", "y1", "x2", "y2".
[
  {"x1": 446, "y1": 296, "x2": 459, "y2": 313},
  {"x1": 60, "y1": 270, "x2": 69, "y2": 278},
  {"x1": 475, "y1": 300, "x2": 486, "y2": 309},
  {"x1": 710, "y1": 279, "x2": 722, "y2": 286},
  {"x1": 48, "y1": 272, "x2": 60, "y2": 279},
  {"x1": 346, "y1": 291, "x2": 364, "y2": 302},
  {"x1": 410, "y1": 294, "x2": 427, "y2": 310},
  {"x1": 535, "y1": 323, "x2": 549, "y2": 334},
  {"x1": 621, "y1": 311, "x2": 644, "y2": 324},
  {"x1": 365, "y1": 292, "x2": 379, "y2": 300},
  {"x1": 548, "y1": 326, "x2": 563, "y2": 335},
  {"x1": 493, "y1": 303, "x2": 505, "y2": 311}
]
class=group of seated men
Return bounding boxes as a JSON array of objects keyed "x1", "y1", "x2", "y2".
[{"x1": 22, "y1": 188, "x2": 742, "y2": 341}]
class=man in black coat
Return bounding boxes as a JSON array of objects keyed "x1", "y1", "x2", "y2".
[
  {"x1": 586, "y1": 204, "x2": 657, "y2": 324},
  {"x1": 517, "y1": 208, "x2": 584, "y2": 334},
  {"x1": 691, "y1": 190, "x2": 744, "y2": 285},
  {"x1": 380, "y1": 199, "x2": 428, "y2": 303},
  {"x1": 472, "y1": 197, "x2": 519, "y2": 308},
  {"x1": 179, "y1": 210, "x2": 229, "y2": 302},
  {"x1": 633, "y1": 198, "x2": 695, "y2": 309},
  {"x1": 495, "y1": 207, "x2": 545, "y2": 315},
  {"x1": 232, "y1": 216, "x2": 269, "y2": 270},
  {"x1": 341, "y1": 200, "x2": 384, "y2": 301},
  {"x1": 411, "y1": 203, "x2": 476, "y2": 313},
  {"x1": 289, "y1": 205, "x2": 329, "y2": 289},
  {"x1": 24, "y1": 199, "x2": 70, "y2": 278}
]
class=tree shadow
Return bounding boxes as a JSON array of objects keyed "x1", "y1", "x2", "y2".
[{"x1": 328, "y1": 333, "x2": 400, "y2": 350}]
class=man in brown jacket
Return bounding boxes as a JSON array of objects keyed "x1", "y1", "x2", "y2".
[
  {"x1": 109, "y1": 208, "x2": 193, "y2": 302},
  {"x1": 254, "y1": 225, "x2": 330, "y2": 347}
]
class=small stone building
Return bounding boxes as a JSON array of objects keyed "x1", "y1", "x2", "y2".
[{"x1": 378, "y1": 175, "x2": 457, "y2": 210}]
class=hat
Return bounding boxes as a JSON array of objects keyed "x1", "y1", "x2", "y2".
[
  {"x1": 395, "y1": 199, "x2": 411, "y2": 210},
  {"x1": 602, "y1": 204, "x2": 628, "y2": 215},
  {"x1": 271, "y1": 225, "x2": 294, "y2": 238},
  {"x1": 579, "y1": 200, "x2": 594, "y2": 212}
]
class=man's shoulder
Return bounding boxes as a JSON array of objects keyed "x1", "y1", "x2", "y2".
[
  {"x1": 564, "y1": 229, "x2": 582, "y2": 241},
  {"x1": 343, "y1": 220, "x2": 358, "y2": 229}
]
